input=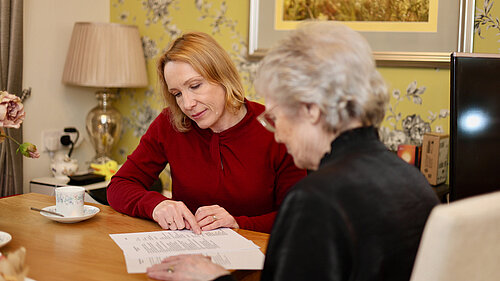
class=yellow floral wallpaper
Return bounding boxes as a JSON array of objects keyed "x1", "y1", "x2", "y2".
[
  {"x1": 474, "y1": 0, "x2": 500, "y2": 53},
  {"x1": 110, "y1": 0, "x2": 499, "y2": 162},
  {"x1": 110, "y1": 0, "x2": 254, "y2": 164},
  {"x1": 377, "y1": 67, "x2": 450, "y2": 150}
]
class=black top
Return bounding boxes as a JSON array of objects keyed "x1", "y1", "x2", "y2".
[{"x1": 217, "y1": 127, "x2": 439, "y2": 281}]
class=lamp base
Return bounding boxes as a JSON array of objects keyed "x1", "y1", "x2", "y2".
[{"x1": 86, "y1": 90, "x2": 122, "y2": 165}]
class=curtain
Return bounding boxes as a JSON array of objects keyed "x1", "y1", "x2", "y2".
[{"x1": 0, "y1": 0, "x2": 23, "y2": 196}]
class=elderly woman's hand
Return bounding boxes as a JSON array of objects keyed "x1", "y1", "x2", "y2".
[
  {"x1": 195, "y1": 205, "x2": 239, "y2": 231},
  {"x1": 153, "y1": 200, "x2": 202, "y2": 234},
  {"x1": 146, "y1": 254, "x2": 229, "y2": 281}
]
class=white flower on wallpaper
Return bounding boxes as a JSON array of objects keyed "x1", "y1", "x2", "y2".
[
  {"x1": 161, "y1": 19, "x2": 182, "y2": 39},
  {"x1": 196, "y1": 0, "x2": 212, "y2": 16},
  {"x1": 210, "y1": 1, "x2": 227, "y2": 34},
  {"x1": 427, "y1": 109, "x2": 449, "y2": 133},
  {"x1": 379, "y1": 81, "x2": 449, "y2": 151},
  {"x1": 142, "y1": 36, "x2": 159, "y2": 59},
  {"x1": 119, "y1": 87, "x2": 161, "y2": 139},
  {"x1": 142, "y1": 0, "x2": 176, "y2": 23},
  {"x1": 195, "y1": 0, "x2": 259, "y2": 100},
  {"x1": 401, "y1": 115, "x2": 431, "y2": 143},
  {"x1": 475, "y1": 0, "x2": 500, "y2": 51},
  {"x1": 125, "y1": 103, "x2": 160, "y2": 138},
  {"x1": 143, "y1": 87, "x2": 157, "y2": 98},
  {"x1": 142, "y1": 0, "x2": 181, "y2": 38}
]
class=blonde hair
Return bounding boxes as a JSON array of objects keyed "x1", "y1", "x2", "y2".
[
  {"x1": 255, "y1": 22, "x2": 388, "y2": 133},
  {"x1": 157, "y1": 32, "x2": 245, "y2": 132}
]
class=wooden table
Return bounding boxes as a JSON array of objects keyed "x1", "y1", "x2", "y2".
[{"x1": 0, "y1": 193, "x2": 269, "y2": 281}]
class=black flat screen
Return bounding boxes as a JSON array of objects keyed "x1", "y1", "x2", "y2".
[{"x1": 450, "y1": 52, "x2": 500, "y2": 201}]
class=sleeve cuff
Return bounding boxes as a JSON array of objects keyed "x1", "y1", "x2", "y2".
[{"x1": 143, "y1": 192, "x2": 169, "y2": 219}]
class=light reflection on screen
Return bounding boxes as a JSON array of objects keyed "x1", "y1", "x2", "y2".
[{"x1": 459, "y1": 109, "x2": 488, "y2": 134}]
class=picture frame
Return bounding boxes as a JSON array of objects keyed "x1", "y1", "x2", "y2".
[{"x1": 249, "y1": 0, "x2": 476, "y2": 68}]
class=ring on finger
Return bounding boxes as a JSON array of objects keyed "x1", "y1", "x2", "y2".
[
  {"x1": 212, "y1": 215, "x2": 217, "y2": 221},
  {"x1": 166, "y1": 266, "x2": 174, "y2": 273}
]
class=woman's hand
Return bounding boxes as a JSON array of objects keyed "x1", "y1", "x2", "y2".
[
  {"x1": 153, "y1": 200, "x2": 202, "y2": 234},
  {"x1": 147, "y1": 254, "x2": 229, "y2": 281},
  {"x1": 195, "y1": 205, "x2": 239, "y2": 231}
]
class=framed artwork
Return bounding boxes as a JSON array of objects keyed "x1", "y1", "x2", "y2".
[{"x1": 249, "y1": 0, "x2": 476, "y2": 67}]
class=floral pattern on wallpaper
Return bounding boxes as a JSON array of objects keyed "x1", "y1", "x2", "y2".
[
  {"x1": 121, "y1": 87, "x2": 160, "y2": 138},
  {"x1": 111, "y1": 0, "x2": 449, "y2": 159},
  {"x1": 193, "y1": 1, "x2": 259, "y2": 99},
  {"x1": 475, "y1": 0, "x2": 500, "y2": 52},
  {"x1": 111, "y1": 0, "x2": 259, "y2": 159},
  {"x1": 142, "y1": 0, "x2": 182, "y2": 38},
  {"x1": 379, "y1": 81, "x2": 449, "y2": 151},
  {"x1": 138, "y1": 0, "x2": 257, "y2": 97}
]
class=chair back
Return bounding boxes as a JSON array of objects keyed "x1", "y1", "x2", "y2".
[{"x1": 410, "y1": 190, "x2": 500, "y2": 281}]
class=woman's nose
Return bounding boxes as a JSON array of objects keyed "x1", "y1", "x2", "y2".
[{"x1": 182, "y1": 92, "x2": 196, "y2": 109}]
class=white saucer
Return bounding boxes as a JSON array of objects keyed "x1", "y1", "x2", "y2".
[
  {"x1": 0, "y1": 231, "x2": 12, "y2": 248},
  {"x1": 40, "y1": 205, "x2": 100, "y2": 223}
]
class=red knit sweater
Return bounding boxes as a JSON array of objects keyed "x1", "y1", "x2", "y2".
[{"x1": 107, "y1": 101, "x2": 306, "y2": 233}]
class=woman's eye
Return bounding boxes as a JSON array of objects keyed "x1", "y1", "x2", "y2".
[
  {"x1": 190, "y1": 83, "x2": 201, "y2": 90},
  {"x1": 173, "y1": 92, "x2": 182, "y2": 98}
]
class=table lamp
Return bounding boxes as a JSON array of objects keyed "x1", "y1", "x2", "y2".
[{"x1": 62, "y1": 22, "x2": 147, "y2": 164}]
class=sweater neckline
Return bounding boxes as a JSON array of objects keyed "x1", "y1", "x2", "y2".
[
  {"x1": 319, "y1": 126, "x2": 380, "y2": 167},
  {"x1": 194, "y1": 99, "x2": 260, "y2": 138}
]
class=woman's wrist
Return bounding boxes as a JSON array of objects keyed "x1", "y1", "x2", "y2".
[{"x1": 152, "y1": 199, "x2": 169, "y2": 221}]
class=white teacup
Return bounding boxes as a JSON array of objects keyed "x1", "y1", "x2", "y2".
[{"x1": 55, "y1": 186, "x2": 85, "y2": 217}]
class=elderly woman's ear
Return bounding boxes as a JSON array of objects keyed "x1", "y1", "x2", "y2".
[{"x1": 301, "y1": 103, "x2": 322, "y2": 125}]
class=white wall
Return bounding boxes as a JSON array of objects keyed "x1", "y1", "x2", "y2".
[{"x1": 23, "y1": 0, "x2": 109, "y2": 193}]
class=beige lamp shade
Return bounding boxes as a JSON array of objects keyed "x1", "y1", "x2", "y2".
[{"x1": 62, "y1": 22, "x2": 148, "y2": 88}]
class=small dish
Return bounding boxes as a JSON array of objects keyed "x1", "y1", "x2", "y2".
[
  {"x1": 40, "y1": 205, "x2": 100, "y2": 223},
  {"x1": 0, "y1": 231, "x2": 12, "y2": 248}
]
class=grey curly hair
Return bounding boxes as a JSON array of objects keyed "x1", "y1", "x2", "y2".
[{"x1": 254, "y1": 22, "x2": 388, "y2": 133}]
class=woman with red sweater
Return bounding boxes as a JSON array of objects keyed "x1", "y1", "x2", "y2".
[{"x1": 107, "y1": 32, "x2": 306, "y2": 234}]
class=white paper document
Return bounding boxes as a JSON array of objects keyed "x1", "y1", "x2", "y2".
[{"x1": 110, "y1": 228, "x2": 265, "y2": 273}]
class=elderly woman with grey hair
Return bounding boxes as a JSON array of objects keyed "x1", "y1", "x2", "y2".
[{"x1": 146, "y1": 22, "x2": 439, "y2": 281}]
